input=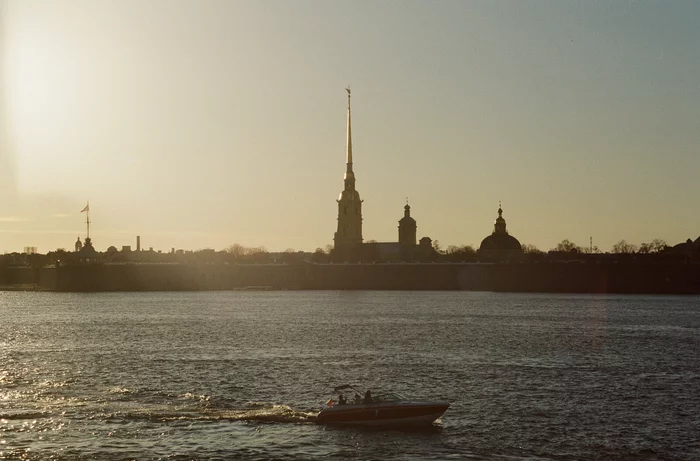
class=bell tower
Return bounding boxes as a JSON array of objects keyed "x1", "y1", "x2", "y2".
[
  {"x1": 398, "y1": 201, "x2": 417, "y2": 246},
  {"x1": 333, "y1": 88, "x2": 363, "y2": 259}
]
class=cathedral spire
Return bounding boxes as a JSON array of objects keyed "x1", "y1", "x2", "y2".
[
  {"x1": 334, "y1": 87, "x2": 363, "y2": 259},
  {"x1": 343, "y1": 87, "x2": 356, "y2": 190},
  {"x1": 346, "y1": 87, "x2": 352, "y2": 171}
]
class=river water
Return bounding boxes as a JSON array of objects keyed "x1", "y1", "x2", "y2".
[{"x1": 1, "y1": 291, "x2": 699, "y2": 460}]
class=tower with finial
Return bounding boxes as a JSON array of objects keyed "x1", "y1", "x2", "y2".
[
  {"x1": 494, "y1": 201, "x2": 507, "y2": 234},
  {"x1": 333, "y1": 87, "x2": 363, "y2": 260},
  {"x1": 398, "y1": 199, "x2": 417, "y2": 247}
]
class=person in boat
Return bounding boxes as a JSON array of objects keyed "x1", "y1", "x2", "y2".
[
  {"x1": 354, "y1": 393, "x2": 362, "y2": 404},
  {"x1": 338, "y1": 393, "x2": 347, "y2": 405},
  {"x1": 363, "y1": 390, "x2": 373, "y2": 404}
]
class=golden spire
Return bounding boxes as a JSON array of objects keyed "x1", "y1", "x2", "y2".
[{"x1": 346, "y1": 87, "x2": 352, "y2": 172}]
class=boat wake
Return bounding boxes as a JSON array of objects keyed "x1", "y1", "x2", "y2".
[
  {"x1": 109, "y1": 402, "x2": 318, "y2": 425},
  {"x1": 211, "y1": 404, "x2": 318, "y2": 424}
]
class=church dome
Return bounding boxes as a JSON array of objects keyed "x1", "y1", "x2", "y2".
[
  {"x1": 480, "y1": 233, "x2": 522, "y2": 251},
  {"x1": 479, "y1": 204, "x2": 522, "y2": 252}
]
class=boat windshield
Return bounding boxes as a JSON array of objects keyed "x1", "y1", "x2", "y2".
[{"x1": 372, "y1": 392, "x2": 407, "y2": 402}]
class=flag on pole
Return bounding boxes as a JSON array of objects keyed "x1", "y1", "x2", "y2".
[{"x1": 81, "y1": 203, "x2": 89, "y2": 213}]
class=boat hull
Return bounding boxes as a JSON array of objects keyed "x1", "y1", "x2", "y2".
[{"x1": 316, "y1": 401, "x2": 449, "y2": 427}]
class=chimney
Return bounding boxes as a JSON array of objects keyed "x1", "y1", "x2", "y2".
[{"x1": 136, "y1": 235, "x2": 141, "y2": 252}]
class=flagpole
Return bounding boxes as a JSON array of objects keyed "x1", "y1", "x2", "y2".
[{"x1": 86, "y1": 201, "x2": 90, "y2": 240}]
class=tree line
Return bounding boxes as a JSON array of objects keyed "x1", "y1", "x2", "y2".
[{"x1": 546, "y1": 238, "x2": 668, "y2": 254}]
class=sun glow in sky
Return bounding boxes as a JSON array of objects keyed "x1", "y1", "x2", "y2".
[{"x1": 1, "y1": 0, "x2": 699, "y2": 254}]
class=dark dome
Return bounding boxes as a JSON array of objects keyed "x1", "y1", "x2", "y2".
[
  {"x1": 399, "y1": 216, "x2": 416, "y2": 224},
  {"x1": 479, "y1": 233, "x2": 522, "y2": 251}
]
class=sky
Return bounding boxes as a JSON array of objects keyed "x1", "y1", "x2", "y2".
[{"x1": 1, "y1": 0, "x2": 699, "y2": 254}]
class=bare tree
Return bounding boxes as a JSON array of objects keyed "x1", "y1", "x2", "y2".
[
  {"x1": 522, "y1": 244, "x2": 543, "y2": 255},
  {"x1": 245, "y1": 246, "x2": 268, "y2": 256},
  {"x1": 552, "y1": 239, "x2": 579, "y2": 252},
  {"x1": 311, "y1": 247, "x2": 329, "y2": 263},
  {"x1": 446, "y1": 245, "x2": 459, "y2": 254},
  {"x1": 638, "y1": 239, "x2": 667, "y2": 254},
  {"x1": 651, "y1": 239, "x2": 668, "y2": 252},
  {"x1": 226, "y1": 243, "x2": 246, "y2": 257},
  {"x1": 458, "y1": 245, "x2": 476, "y2": 255},
  {"x1": 444, "y1": 245, "x2": 476, "y2": 260},
  {"x1": 611, "y1": 240, "x2": 638, "y2": 254}
]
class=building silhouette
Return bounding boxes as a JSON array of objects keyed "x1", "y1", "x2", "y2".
[
  {"x1": 478, "y1": 204, "x2": 522, "y2": 260},
  {"x1": 668, "y1": 236, "x2": 700, "y2": 258},
  {"x1": 329, "y1": 90, "x2": 435, "y2": 262},
  {"x1": 398, "y1": 202, "x2": 417, "y2": 247},
  {"x1": 333, "y1": 88, "x2": 363, "y2": 260},
  {"x1": 359, "y1": 202, "x2": 435, "y2": 262}
]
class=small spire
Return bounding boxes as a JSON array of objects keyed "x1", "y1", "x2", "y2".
[{"x1": 345, "y1": 87, "x2": 353, "y2": 172}]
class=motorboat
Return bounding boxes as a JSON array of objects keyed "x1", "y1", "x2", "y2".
[{"x1": 315, "y1": 385, "x2": 449, "y2": 427}]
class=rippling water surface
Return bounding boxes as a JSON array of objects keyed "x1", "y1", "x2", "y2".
[{"x1": 1, "y1": 291, "x2": 699, "y2": 460}]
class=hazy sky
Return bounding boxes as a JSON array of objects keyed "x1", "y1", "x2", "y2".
[{"x1": 2, "y1": 0, "x2": 699, "y2": 253}]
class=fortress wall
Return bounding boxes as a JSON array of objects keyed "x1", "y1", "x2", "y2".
[
  {"x1": 491, "y1": 262, "x2": 700, "y2": 294},
  {"x1": 2, "y1": 262, "x2": 695, "y2": 294},
  {"x1": 0, "y1": 266, "x2": 37, "y2": 285}
]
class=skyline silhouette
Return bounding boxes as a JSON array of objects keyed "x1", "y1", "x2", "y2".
[{"x1": 2, "y1": 0, "x2": 699, "y2": 253}]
